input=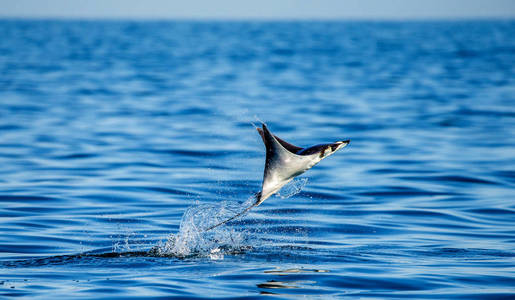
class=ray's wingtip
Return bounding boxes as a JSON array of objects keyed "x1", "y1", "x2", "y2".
[
  {"x1": 256, "y1": 122, "x2": 266, "y2": 132},
  {"x1": 261, "y1": 122, "x2": 272, "y2": 136}
]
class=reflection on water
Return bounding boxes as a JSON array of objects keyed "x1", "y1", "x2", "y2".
[
  {"x1": 264, "y1": 268, "x2": 329, "y2": 274},
  {"x1": 258, "y1": 280, "x2": 300, "y2": 290},
  {"x1": 259, "y1": 268, "x2": 331, "y2": 296}
]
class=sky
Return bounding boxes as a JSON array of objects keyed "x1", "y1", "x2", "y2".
[{"x1": 1, "y1": 0, "x2": 514, "y2": 20}]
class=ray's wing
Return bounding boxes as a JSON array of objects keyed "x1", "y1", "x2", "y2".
[{"x1": 257, "y1": 127, "x2": 303, "y2": 154}]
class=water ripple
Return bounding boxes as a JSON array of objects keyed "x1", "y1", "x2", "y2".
[{"x1": 0, "y1": 20, "x2": 514, "y2": 298}]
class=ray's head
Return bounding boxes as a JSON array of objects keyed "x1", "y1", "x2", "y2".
[
  {"x1": 296, "y1": 139, "x2": 350, "y2": 159},
  {"x1": 322, "y1": 140, "x2": 350, "y2": 158}
]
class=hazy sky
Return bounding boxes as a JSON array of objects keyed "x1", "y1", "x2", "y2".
[{"x1": 1, "y1": 0, "x2": 514, "y2": 20}]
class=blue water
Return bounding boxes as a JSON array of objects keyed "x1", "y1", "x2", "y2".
[{"x1": 1, "y1": 20, "x2": 514, "y2": 298}]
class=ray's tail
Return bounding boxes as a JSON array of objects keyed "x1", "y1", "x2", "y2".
[{"x1": 203, "y1": 192, "x2": 261, "y2": 232}]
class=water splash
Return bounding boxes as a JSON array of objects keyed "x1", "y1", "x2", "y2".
[
  {"x1": 152, "y1": 179, "x2": 309, "y2": 258},
  {"x1": 251, "y1": 115, "x2": 265, "y2": 129},
  {"x1": 153, "y1": 195, "x2": 256, "y2": 258},
  {"x1": 277, "y1": 178, "x2": 309, "y2": 199}
]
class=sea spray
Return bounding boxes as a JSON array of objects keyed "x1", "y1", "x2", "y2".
[
  {"x1": 154, "y1": 195, "x2": 256, "y2": 257},
  {"x1": 277, "y1": 178, "x2": 309, "y2": 199},
  {"x1": 153, "y1": 179, "x2": 308, "y2": 257}
]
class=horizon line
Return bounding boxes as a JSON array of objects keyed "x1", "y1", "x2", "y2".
[{"x1": 1, "y1": 15, "x2": 514, "y2": 22}]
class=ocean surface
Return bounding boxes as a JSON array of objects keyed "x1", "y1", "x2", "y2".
[{"x1": 0, "y1": 20, "x2": 514, "y2": 299}]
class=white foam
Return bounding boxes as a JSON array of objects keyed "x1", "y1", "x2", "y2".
[
  {"x1": 153, "y1": 179, "x2": 308, "y2": 258},
  {"x1": 154, "y1": 195, "x2": 256, "y2": 258}
]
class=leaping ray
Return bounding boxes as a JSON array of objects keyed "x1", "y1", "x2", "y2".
[{"x1": 204, "y1": 123, "x2": 349, "y2": 231}]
